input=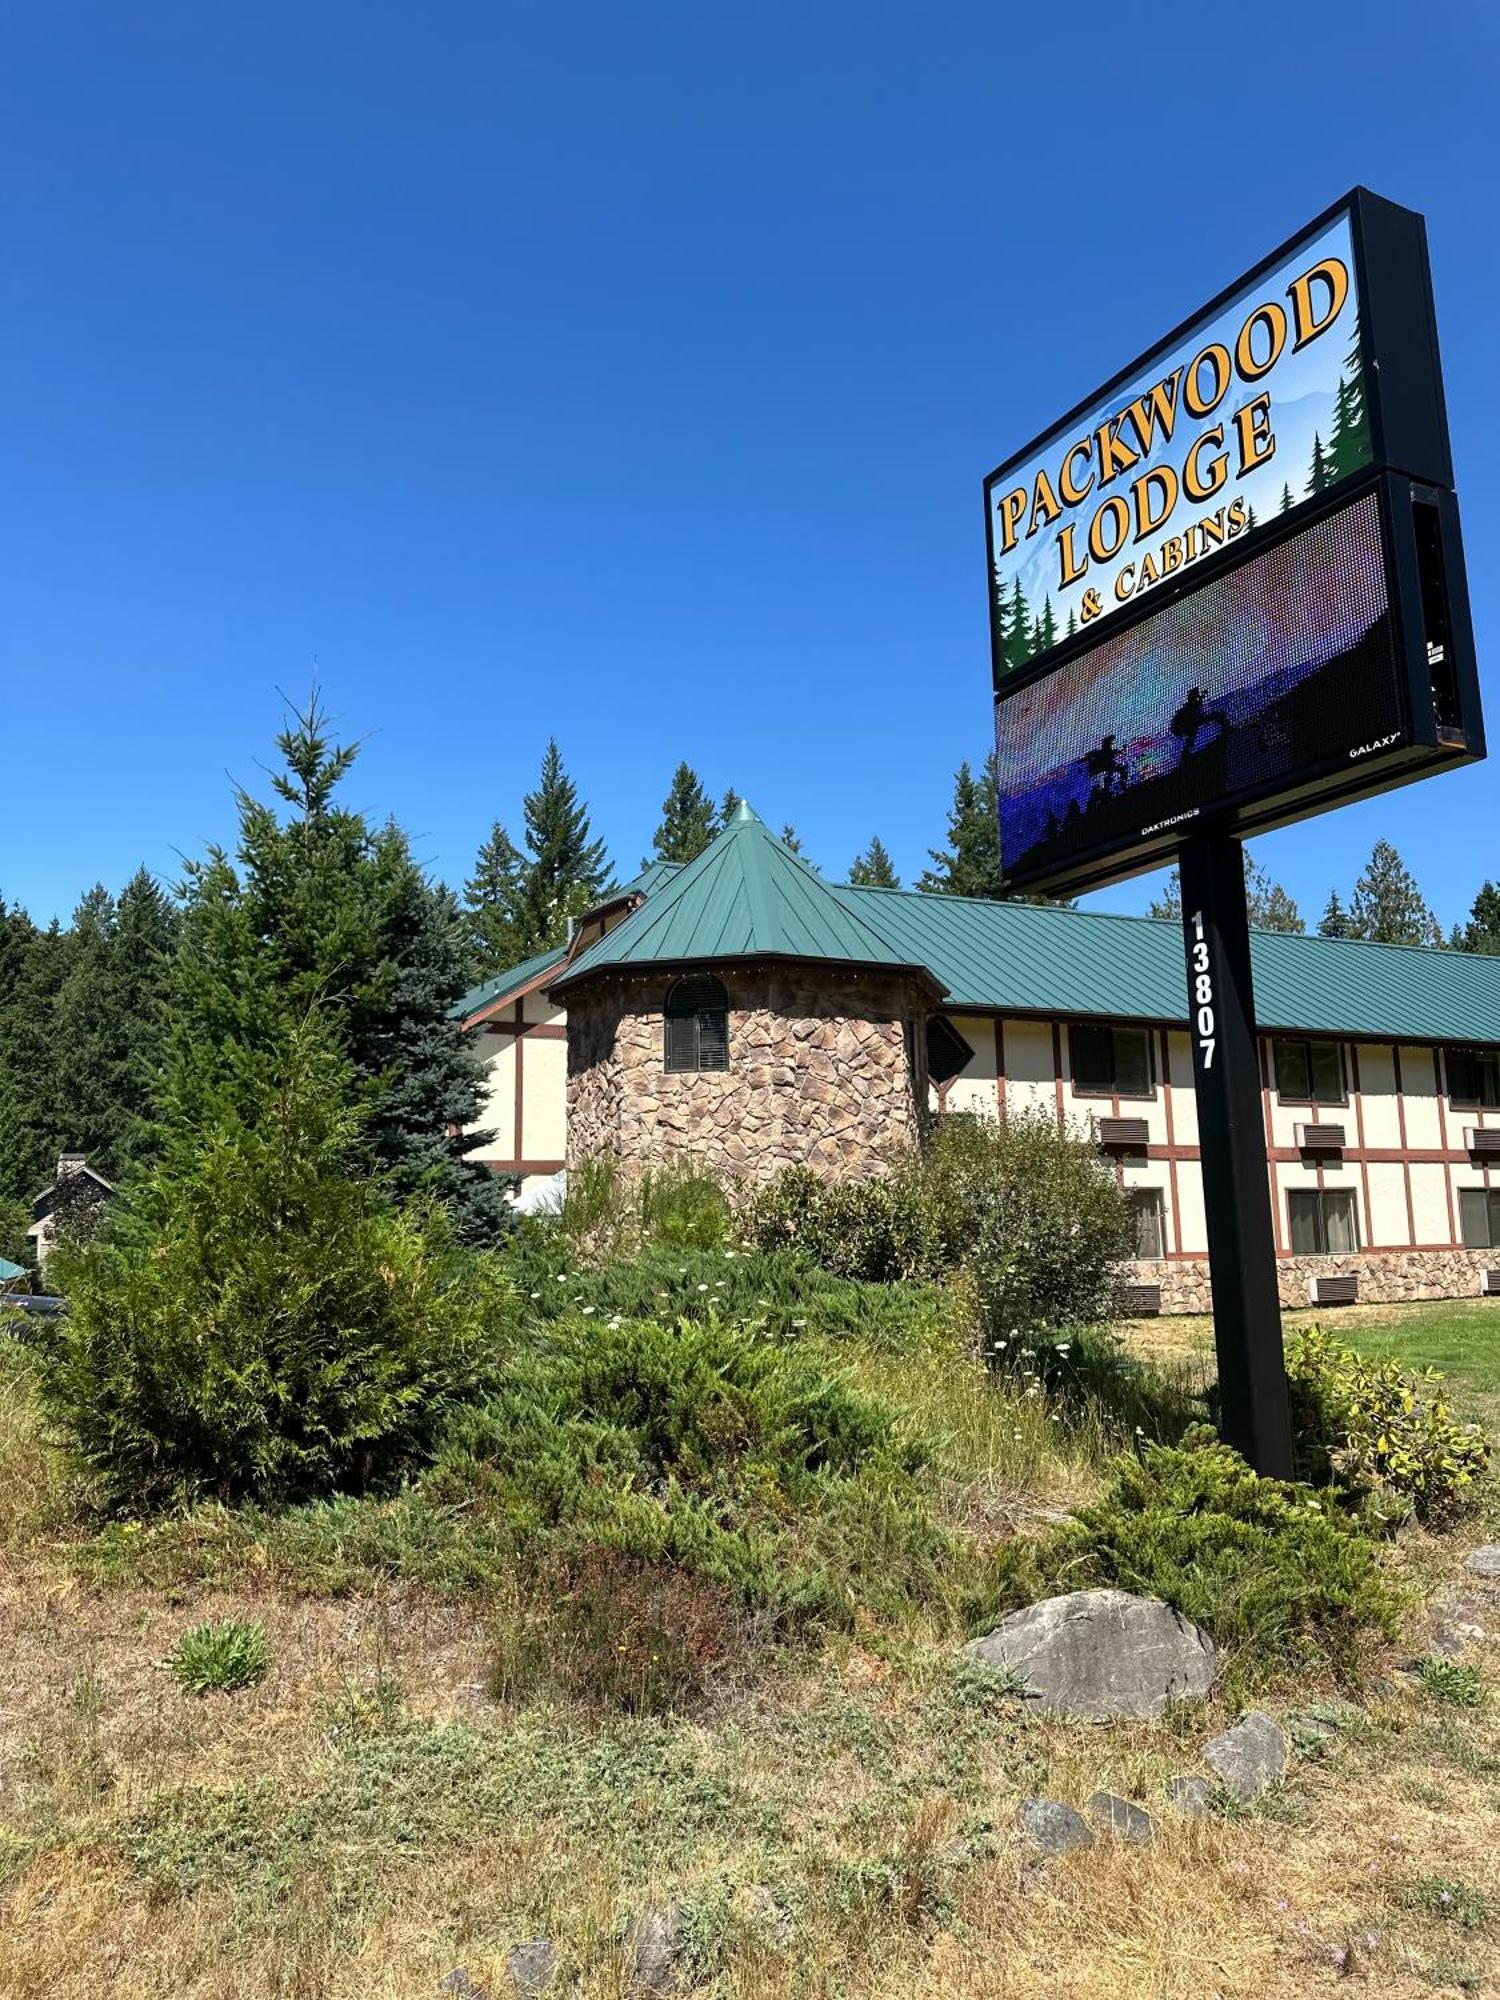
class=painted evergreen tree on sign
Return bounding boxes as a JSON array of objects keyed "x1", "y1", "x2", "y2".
[
  {"x1": 1279, "y1": 482, "x2": 1294, "y2": 513},
  {"x1": 847, "y1": 837, "x2": 900, "y2": 889},
  {"x1": 1306, "y1": 430, "x2": 1331, "y2": 496},
  {"x1": 1005, "y1": 577, "x2": 1033, "y2": 673},
  {"x1": 1327, "y1": 319, "x2": 1371, "y2": 485},
  {"x1": 650, "y1": 763, "x2": 717, "y2": 866}
]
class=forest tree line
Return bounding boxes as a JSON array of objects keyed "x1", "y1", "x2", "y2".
[{"x1": 2, "y1": 703, "x2": 1495, "y2": 1263}]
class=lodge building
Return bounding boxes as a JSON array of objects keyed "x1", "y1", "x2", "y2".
[{"x1": 455, "y1": 803, "x2": 1500, "y2": 1312}]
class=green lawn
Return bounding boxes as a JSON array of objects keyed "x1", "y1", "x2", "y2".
[{"x1": 1130, "y1": 1297, "x2": 1500, "y2": 1432}]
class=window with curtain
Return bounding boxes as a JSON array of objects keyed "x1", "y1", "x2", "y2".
[
  {"x1": 1288, "y1": 1188, "x2": 1360, "y2": 1255},
  {"x1": 1127, "y1": 1188, "x2": 1166, "y2": 1259},
  {"x1": 663, "y1": 975, "x2": 729, "y2": 1073}
]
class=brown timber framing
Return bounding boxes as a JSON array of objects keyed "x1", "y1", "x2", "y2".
[{"x1": 944, "y1": 1007, "x2": 1498, "y2": 1261}]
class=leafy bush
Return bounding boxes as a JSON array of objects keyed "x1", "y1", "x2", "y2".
[
  {"x1": 986, "y1": 1438, "x2": 1402, "y2": 1684},
  {"x1": 428, "y1": 1311, "x2": 949, "y2": 1624},
  {"x1": 36, "y1": 1018, "x2": 508, "y2": 1512},
  {"x1": 1286, "y1": 1325, "x2": 1489, "y2": 1521},
  {"x1": 558, "y1": 1155, "x2": 731, "y2": 1260},
  {"x1": 169, "y1": 1618, "x2": 270, "y2": 1695},
  {"x1": 746, "y1": 1113, "x2": 1134, "y2": 1343},
  {"x1": 744, "y1": 1165, "x2": 940, "y2": 1283}
]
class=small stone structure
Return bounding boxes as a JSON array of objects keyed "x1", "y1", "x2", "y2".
[
  {"x1": 565, "y1": 965, "x2": 930, "y2": 1187},
  {"x1": 1127, "y1": 1247, "x2": 1497, "y2": 1314}
]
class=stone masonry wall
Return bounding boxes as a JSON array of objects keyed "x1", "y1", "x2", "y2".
[
  {"x1": 565, "y1": 967, "x2": 929, "y2": 1187},
  {"x1": 1127, "y1": 1248, "x2": 1499, "y2": 1315}
]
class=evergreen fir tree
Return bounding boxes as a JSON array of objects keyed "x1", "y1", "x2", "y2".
[
  {"x1": 1066, "y1": 608, "x2": 1077, "y2": 638},
  {"x1": 1038, "y1": 595, "x2": 1058, "y2": 652},
  {"x1": 779, "y1": 824, "x2": 813, "y2": 865},
  {"x1": 649, "y1": 763, "x2": 717, "y2": 866},
  {"x1": 1347, "y1": 840, "x2": 1441, "y2": 945},
  {"x1": 513, "y1": 738, "x2": 612, "y2": 955},
  {"x1": 1455, "y1": 880, "x2": 1500, "y2": 955},
  {"x1": 1318, "y1": 890, "x2": 1354, "y2": 940},
  {"x1": 1244, "y1": 504, "x2": 1259, "y2": 531},
  {"x1": 51, "y1": 871, "x2": 176, "y2": 1179},
  {"x1": 1148, "y1": 854, "x2": 1303, "y2": 932},
  {"x1": 0, "y1": 908, "x2": 72, "y2": 1200},
  {"x1": 848, "y1": 837, "x2": 900, "y2": 889},
  {"x1": 160, "y1": 697, "x2": 510, "y2": 1243},
  {"x1": 1306, "y1": 430, "x2": 1330, "y2": 496},
  {"x1": 463, "y1": 821, "x2": 527, "y2": 978},
  {"x1": 719, "y1": 787, "x2": 743, "y2": 828},
  {"x1": 919, "y1": 755, "x2": 1004, "y2": 899},
  {"x1": 1279, "y1": 482, "x2": 1294, "y2": 513}
]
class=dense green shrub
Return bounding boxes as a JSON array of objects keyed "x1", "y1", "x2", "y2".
[
  {"x1": 558, "y1": 1155, "x2": 731, "y2": 1259},
  {"x1": 37, "y1": 1018, "x2": 508, "y2": 1512},
  {"x1": 744, "y1": 1165, "x2": 940, "y2": 1283},
  {"x1": 1286, "y1": 1325, "x2": 1489, "y2": 1521},
  {"x1": 428, "y1": 1311, "x2": 950, "y2": 1623},
  {"x1": 986, "y1": 1438, "x2": 1402, "y2": 1684},
  {"x1": 502, "y1": 1229, "x2": 952, "y2": 1354},
  {"x1": 745, "y1": 1113, "x2": 1133, "y2": 1343},
  {"x1": 169, "y1": 1618, "x2": 270, "y2": 1695}
]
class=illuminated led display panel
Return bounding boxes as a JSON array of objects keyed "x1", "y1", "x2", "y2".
[{"x1": 993, "y1": 477, "x2": 1478, "y2": 897}]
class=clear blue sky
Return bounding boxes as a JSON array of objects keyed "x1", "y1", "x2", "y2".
[{"x1": 5, "y1": 2, "x2": 1497, "y2": 930}]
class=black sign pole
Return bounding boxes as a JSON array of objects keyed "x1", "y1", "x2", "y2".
[{"x1": 1177, "y1": 831, "x2": 1295, "y2": 1478}]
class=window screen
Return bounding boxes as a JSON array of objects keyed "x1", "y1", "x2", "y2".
[{"x1": 663, "y1": 976, "x2": 729, "y2": 1073}]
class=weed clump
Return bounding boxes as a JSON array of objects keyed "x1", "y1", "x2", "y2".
[
  {"x1": 1286, "y1": 1324, "x2": 1489, "y2": 1520},
  {"x1": 168, "y1": 1618, "x2": 270, "y2": 1696}
]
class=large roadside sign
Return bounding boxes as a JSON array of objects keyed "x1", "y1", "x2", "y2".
[{"x1": 987, "y1": 189, "x2": 1483, "y2": 899}]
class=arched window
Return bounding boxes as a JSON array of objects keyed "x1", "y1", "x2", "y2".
[{"x1": 664, "y1": 975, "x2": 729, "y2": 1073}]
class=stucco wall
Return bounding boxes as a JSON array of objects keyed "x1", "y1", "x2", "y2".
[{"x1": 565, "y1": 966, "x2": 930, "y2": 1186}]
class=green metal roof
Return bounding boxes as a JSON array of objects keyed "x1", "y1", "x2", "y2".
[
  {"x1": 458, "y1": 811, "x2": 1500, "y2": 1046},
  {"x1": 454, "y1": 943, "x2": 568, "y2": 1024},
  {"x1": 829, "y1": 884, "x2": 1500, "y2": 1044},
  {"x1": 553, "y1": 803, "x2": 940, "y2": 993}
]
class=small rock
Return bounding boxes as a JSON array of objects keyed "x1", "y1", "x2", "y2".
[
  {"x1": 743, "y1": 1886, "x2": 792, "y2": 1946},
  {"x1": 440, "y1": 1974, "x2": 484, "y2": 2000},
  {"x1": 1018, "y1": 1796, "x2": 1094, "y2": 1855},
  {"x1": 1166, "y1": 1775, "x2": 1212, "y2": 1815},
  {"x1": 504, "y1": 1940, "x2": 556, "y2": 1995},
  {"x1": 1088, "y1": 1790, "x2": 1156, "y2": 1844},
  {"x1": 623, "y1": 1905, "x2": 683, "y2": 1995},
  {"x1": 964, "y1": 1589, "x2": 1215, "y2": 1720},
  {"x1": 1463, "y1": 1544, "x2": 1500, "y2": 1579},
  {"x1": 1202, "y1": 1711, "x2": 1286, "y2": 1800}
]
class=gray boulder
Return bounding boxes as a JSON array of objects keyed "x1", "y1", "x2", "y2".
[
  {"x1": 965, "y1": 1589, "x2": 1215, "y2": 1720},
  {"x1": 1089, "y1": 1790, "x2": 1156, "y2": 1844},
  {"x1": 623, "y1": 1905, "x2": 683, "y2": 1995},
  {"x1": 1018, "y1": 1796, "x2": 1094, "y2": 1855},
  {"x1": 505, "y1": 1940, "x2": 557, "y2": 1995},
  {"x1": 1464, "y1": 1544, "x2": 1500, "y2": 1580},
  {"x1": 1202, "y1": 1711, "x2": 1286, "y2": 1800},
  {"x1": 1165, "y1": 1775, "x2": 1212, "y2": 1815}
]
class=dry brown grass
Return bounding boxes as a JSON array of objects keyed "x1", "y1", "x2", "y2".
[{"x1": 2, "y1": 1339, "x2": 1498, "y2": 1997}]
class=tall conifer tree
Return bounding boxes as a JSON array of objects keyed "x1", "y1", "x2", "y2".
[
  {"x1": 848, "y1": 837, "x2": 900, "y2": 888},
  {"x1": 1347, "y1": 840, "x2": 1441, "y2": 946},
  {"x1": 512, "y1": 739, "x2": 612, "y2": 955},
  {"x1": 650, "y1": 763, "x2": 717, "y2": 866},
  {"x1": 463, "y1": 821, "x2": 527, "y2": 979}
]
